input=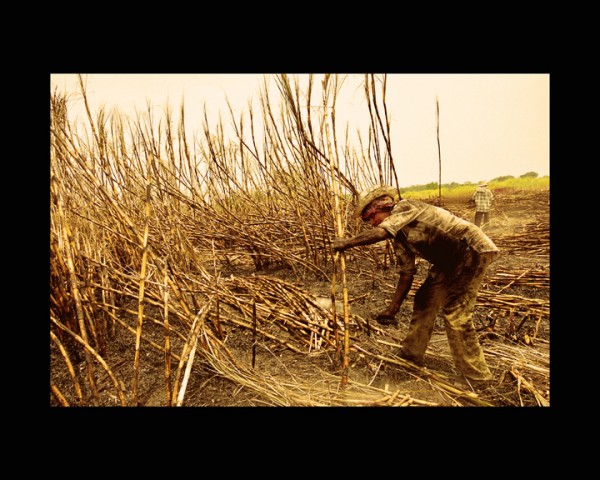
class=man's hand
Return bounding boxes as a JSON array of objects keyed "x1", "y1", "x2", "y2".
[
  {"x1": 375, "y1": 308, "x2": 399, "y2": 326},
  {"x1": 332, "y1": 238, "x2": 347, "y2": 252}
]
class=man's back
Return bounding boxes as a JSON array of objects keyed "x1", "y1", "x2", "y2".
[
  {"x1": 379, "y1": 199, "x2": 498, "y2": 267},
  {"x1": 473, "y1": 186, "x2": 493, "y2": 212}
]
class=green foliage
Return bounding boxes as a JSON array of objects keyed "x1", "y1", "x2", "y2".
[
  {"x1": 491, "y1": 175, "x2": 514, "y2": 182},
  {"x1": 519, "y1": 171, "x2": 539, "y2": 178},
  {"x1": 492, "y1": 175, "x2": 548, "y2": 191},
  {"x1": 406, "y1": 181, "x2": 440, "y2": 192},
  {"x1": 401, "y1": 174, "x2": 549, "y2": 200}
]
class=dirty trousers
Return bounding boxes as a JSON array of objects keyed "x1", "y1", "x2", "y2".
[{"x1": 401, "y1": 250, "x2": 497, "y2": 380}]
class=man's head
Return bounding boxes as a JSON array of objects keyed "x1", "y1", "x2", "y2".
[{"x1": 355, "y1": 186, "x2": 400, "y2": 224}]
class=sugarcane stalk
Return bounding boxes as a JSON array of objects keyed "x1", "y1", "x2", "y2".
[
  {"x1": 51, "y1": 384, "x2": 70, "y2": 407},
  {"x1": 50, "y1": 330, "x2": 84, "y2": 404},
  {"x1": 173, "y1": 300, "x2": 212, "y2": 405},
  {"x1": 54, "y1": 176, "x2": 100, "y2": 405},
  {"x1": 163, "y1": 259, "x2": 173, "y2": 407},
  {"x1": 325, "y1": 114, "x2": 350, "y2": 386},
  {"x1": 436, "y1": 96, "x2": 442, "y2": 205},
  {"x1": 252, "y1": 299, "x2": 257, "y2": 368},
  {"x1": 51, "y1": 315, "x2": 127, "y2": 406},
  {"x1": 131, "y1": 152, "x2": 153, "y2": 405}
]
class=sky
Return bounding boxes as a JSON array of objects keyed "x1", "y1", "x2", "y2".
[{"x1": 50, "y1": 73, "x2": 549, "y2": 187}]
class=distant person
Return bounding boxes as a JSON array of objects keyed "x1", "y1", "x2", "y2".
[
  {"x1": 472, "y1": 182, "x2": 494, "y2": 227},
  {"x1": 333, "y1": 186, "x2": 499, "y2": 388}
]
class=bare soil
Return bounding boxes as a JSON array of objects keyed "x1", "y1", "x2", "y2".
[{"x1": 50, "y1": 189, "x2": 550, "y2": 407}]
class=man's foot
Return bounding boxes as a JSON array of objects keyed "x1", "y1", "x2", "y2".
[
  {"x1": 453, "y1": 375, "x2": 493, "y2": 390},
  {"x1": 398, "y1": 348, "x2": 424, "y2": 366}
]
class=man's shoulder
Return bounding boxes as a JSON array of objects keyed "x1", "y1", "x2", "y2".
[
  {"x1": 387, "y1": 200, "x2": 433, "y2": 224},
  {"x1": 395, "y1": 198, "x2": 426, "y2": 208},
  {"x1": 390, "y1": 199, "x2": 413, "y2": 213}
]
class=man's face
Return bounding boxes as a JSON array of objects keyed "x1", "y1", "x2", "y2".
[{"x1": 361, "y1": 205, "x2": 388, "y2": 226}]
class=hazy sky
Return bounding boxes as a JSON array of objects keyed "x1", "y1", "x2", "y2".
[{"x1": 50, "y1": 73, "x2": 549, "y2": 187}]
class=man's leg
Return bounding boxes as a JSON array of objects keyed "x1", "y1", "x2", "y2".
[
  {"x1": 442, "y1": 252, "x2": 497, "y2": 380},
  {"x1": 482, "y1": 212, "x2": 490, "y2": 227},
  {"x1": 474, "y1": 211, "x2": 483, "y2": 226},
  {"x1": 400, "y1": 268, "x2": 448, "y2": 363}
]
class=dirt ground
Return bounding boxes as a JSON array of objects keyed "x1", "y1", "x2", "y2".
[{"x1": 50, "y1": 189, "x2": 550, "y2": 407}]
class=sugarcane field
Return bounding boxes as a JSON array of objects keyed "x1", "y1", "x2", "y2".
[{"x1": 50, "y1": 74, "x2": 550, "y2": 407}]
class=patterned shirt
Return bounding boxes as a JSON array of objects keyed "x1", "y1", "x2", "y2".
[
  {"x1": 473, "y1": 187, "x2": 494, "y2": 212},
  {"x1": 378, "y1": 199, "x2": 499, "y2": 273}
]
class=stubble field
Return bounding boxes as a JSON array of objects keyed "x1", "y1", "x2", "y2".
[{"x1": 50, "y1": 188, "x2": 549, "y2": 408}]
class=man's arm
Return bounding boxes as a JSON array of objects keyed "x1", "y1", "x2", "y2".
[
  {"x1": 375, "y1": 271, "x2": 414, "y2": 324},
  {"x1": 334, "y1": 227, "x2": 413, "y2": 326},
  {"x1": 333, "y1": 227, "x2": 391, "y2": 252}
]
